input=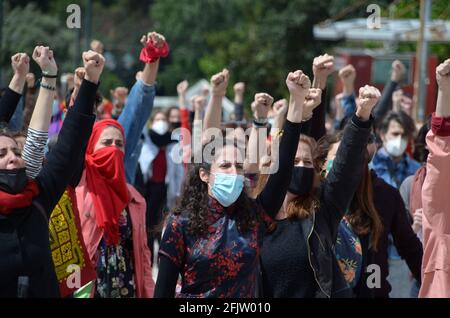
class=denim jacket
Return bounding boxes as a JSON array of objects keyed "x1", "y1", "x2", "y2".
[
  {"x1": 371, "y1": 148, "x2": 421, "y2": 189},
  {"x1": 118, "y1": 80, "x2": 156, "y2": 184}
]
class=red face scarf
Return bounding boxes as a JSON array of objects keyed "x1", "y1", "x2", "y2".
[
  {"x1": 0, "y1": 180, "x2": 39, "y2": 214},
  {"x1": 85, "y1": 119, "x2": 129, "y2": 246}
]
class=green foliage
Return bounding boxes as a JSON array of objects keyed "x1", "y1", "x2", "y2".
[
  {"x1": 151, "y1": 0, "x2": 334, "y2": 106},
  {"x1": 1, "y1": 2, "x2": 77, "y2": 78}
]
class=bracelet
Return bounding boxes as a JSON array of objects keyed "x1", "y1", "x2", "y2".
[
  {"x1": 40, "y1": 82, "x2": 56, "y2": 91},
  {"x1": 42, "y1": 73, "x2": 58, "y2": 79},
  {"x1": 42, "y1": 71, "x2": 58, "y2": 78},
  {"x1": 253, "y1": 119, "x2": 268, "y2": 128}
]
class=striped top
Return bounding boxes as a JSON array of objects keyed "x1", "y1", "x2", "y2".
[{"x1": 22, "y1": 127, "x2": 48, "y2": 179}]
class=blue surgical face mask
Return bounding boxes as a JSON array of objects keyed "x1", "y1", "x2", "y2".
[{"x1": 210, "y1": 173, "x2": 244, "y2": 207}]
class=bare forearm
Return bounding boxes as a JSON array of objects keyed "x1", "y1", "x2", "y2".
[
  {"x1": 203, "y1": 94, "x2": 222, "y2": 130},
  {"x1": 28, "y1": 78, "x2": 56, "y2": 131},
  {"x1": 141, "y1": 60, "x2": 159, "y2": 86},
  {"x1": 9, "y1": 74, "x2": 26, "y2": 95},
  {"x1": 436, "y1": 90, "x2": 450, "y2": 117}
]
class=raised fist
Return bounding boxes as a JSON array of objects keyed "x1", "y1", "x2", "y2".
[
  {"x1": 436, "y1": 59, "x2": 450, "y2": 92},
  {"x1": 90, "y1": 39, "x2": 104, "y2": 54},
  {"x1": 233, "y1": 82, "x2": 245, "y2": 95},
  {"x1": 273, "y1": 99, "x2": 288, "y2": 116},
  {"x1": 356, "y1": 85, "x2": 381, "y2": 120},
  {"x1": 141, "y1": 32, "x2": 166, "y2": 48},
  {"x1": 32, "y1": 46, "x2": 58, "y2": 75},
  {"x1": 304, "y1": 88, "x2": 322, "y2": 113},
  {"x1": 391, "y1": 60, "x2": 406, "y2": 83},
  {"x1": 313, "y1": 54, "x2": 334, "y2": 80},
  {"x1": 11, "y1": 53, "x2": 30, "y2": 78},
  {"x1": 82, "y1": 50, "x2": 105, "y2": 84},
  {"x1": 74, "y1": 67, "x2": 86, "y2": 89},
  {"x1": 210, "y1": 69, "x2": 230, "y2": 97},
  {"x1": 286, "y1": 70, "x2": 311, "y2": 99},
  {"x1": 338, "y1": 64, "x2": 356, "y2": 86},
  {"x1": 177, "y1": 80, "x2": 189, "y2": 96},
  {"x1": 191, "y1": 95, "x2": 207, "y2": 113},
  {"x1": 253, "y1": 93, "x2": 274, "y2": 119}
]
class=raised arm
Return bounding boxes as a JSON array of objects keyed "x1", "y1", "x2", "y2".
[
  {"x1": 322, "y1": 85, "x2": 379, "y2": 229},
  {"x1": 0, "y1": 53, "x2": 29, "y2": 123},
  {"x1": 245, "y1": 93, "x2": 274, "y2": 174},
  {"x1": 420, "y1": 59, "x2": 450, "y2": 297},
  {"x1": 233, "y1": 82, "x2": 245, "y2": 122},
  {"x1": 203, "y1": 69, "x2": 229, "y2": 132},
  {"x1": 373, "y1": 60, "x2": 405, "y2": 122},
  {"x1": 257, "y1": 70, "x2": 309, "y2": 217},
  {"x1": 177, "y1": 80, "x2": 191, "y2": 132},
  {"x1": 307, "y1": 54, "x2": 333, "y2": 140},
  {"x1": 337, "y1": 64, "x2": 357, "y2": 120},
  {"x1": 118, "y1": 32, "x2": 168, "y2": 183},
  {"x1": 35, "y1": 51, "x2": 105, "y2": 215},
  {"x1": 22, "y1": 46, "x2": 58, "y2": 178}
]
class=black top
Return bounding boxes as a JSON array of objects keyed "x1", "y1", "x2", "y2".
[
  {"x1": 0, "y1": 80, "x2": 97, "y2": 297},
  {"x1": 154, "y1": 119, "x2": 303, "y2": 298},
  {"x1": 354, "y1": 171, "x2": 423, "y2": 298},
  {"x1": 0, "y1": 87, "x2": 22, "y2": 125},
  {"x1": 261, "y1": 218, "x2": 316, "y2": 298}
]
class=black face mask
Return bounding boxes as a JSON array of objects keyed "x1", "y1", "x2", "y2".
[
  {"x1": 170, "y1": 122, "x2": 182, "y2": 130},
  {"x1": 288, "y1": 167, "x2": 315, "y2": 196},
  {"x1": 0, "y1": 168, "x2": 28, "y2": 194}
]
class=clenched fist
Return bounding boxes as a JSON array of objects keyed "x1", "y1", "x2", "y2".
[
  {"x1": 82, "y1": 50, "x2": 105, "y2": 84},
  {"x1": 253, "y1": 93, "x2": 274, "y2": 120},
  {"x1": 338, "y1": 64, "x2": 356, "y2": 95},
  {"x1": 303, "y1": 88, "x2": 322, "y2": 120},
  {"x1": 141, "y1": 32, "x2": 166, "y2": 48},
  {"x1": 436, "y1": 59, "x2": 450, "y2": 92},
  {"x1": 391, "y1": 60, "x2": 406, "y2": 83},
  {"x1": 177, "y1": 80, "x2": 189, "y2": 96},
  {"x1": 313, "y1": 54, "x2": 334, "y2": 89},
  {"x1": 11, "y1": 53, "x2": 30, "y2": 78},
  {"x1": 356, "y1": 85, "x2": 381, "y2": 121},
  {"x1": 210, "y1": 69, "x2": 230, "y2": 97},
  {"x1": 286, "y1": 70, "x2": 311, "y2": 99},
  {"x1": 32, "y1": 46, "x2": 58, "y2": 75}
]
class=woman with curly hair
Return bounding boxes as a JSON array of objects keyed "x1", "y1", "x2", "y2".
[{"x1": 154, "y1": 69, "x2": 311, "y2": 298}]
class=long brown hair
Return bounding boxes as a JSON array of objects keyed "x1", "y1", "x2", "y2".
[
  {"x1": 314, "y1": 132, "x2": 383, "y2": 251},
  {"x1": 252, "y1": 135, "x2": 320, "y2": 224}
]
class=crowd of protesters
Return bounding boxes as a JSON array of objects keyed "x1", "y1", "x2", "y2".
[{"x1": 1, "y1": 29, "x2": 450, "y2": 299}]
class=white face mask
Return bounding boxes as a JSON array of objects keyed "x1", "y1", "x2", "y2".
[
  {"x1": 384, "y1": 136, "x2": 407, "y2": 157},
  {"x1": 152, "y1": 120, "x2": 169, "y2": 135}
]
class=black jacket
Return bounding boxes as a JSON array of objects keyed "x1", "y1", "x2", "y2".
[
  {"x1": 353, "y1": 171, "x2": 423, "y2": 298},
  {"x1": 0, "y1": 80, "x2": 97, "y2": 297},
  {"x1": 0, "y1": 87, "x2": 22, "y2": 127},
  {"x1": 301, "y1": 114, "x2": 372, "y2": 298}
]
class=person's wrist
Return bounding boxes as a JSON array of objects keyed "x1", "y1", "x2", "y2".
[
  {"x1": 302, "y1": 111, "x2": 313, "y2": 121},
  {"x1": 355, "y1": 108, "x2": 371, "y2": 121},
  {"x1": 212, "y1": 91, "x2": 225, "y2": 98},
  {"x1": 85, "y1": 74, "x2": 99, "y2": 85},
  {"x1": 41, "y1": 77, "x2": 57, "y2": 86},
  {"x1": 313, "y1": 75, "x2": 327, "y2": 89}
]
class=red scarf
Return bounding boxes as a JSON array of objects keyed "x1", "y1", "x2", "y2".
[
  {"x1": 85, "y1": 120, "x2": 129, "y2": 246},
  {"x1": 0, "y1": 180, "x2": 39, "y2": 214},
  {"x1": 139, "y1": 39, "x2": 170, "y2": 64}
]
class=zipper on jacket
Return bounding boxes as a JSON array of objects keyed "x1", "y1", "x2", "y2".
[{"x1": 307, "y1": 212, "x2": 331, "y2": 298}]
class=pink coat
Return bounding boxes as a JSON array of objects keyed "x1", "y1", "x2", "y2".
[
  {"x1": 75, "y1": 170, "x2": 154, "y2": 297},
  {"x1": 420, "y1": 130, "x2": 450, "y2": 297}
]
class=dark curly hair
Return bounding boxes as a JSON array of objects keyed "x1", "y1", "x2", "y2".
[{"x1": 173, "y1": 141, "x2": 257, "y2": 238}]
